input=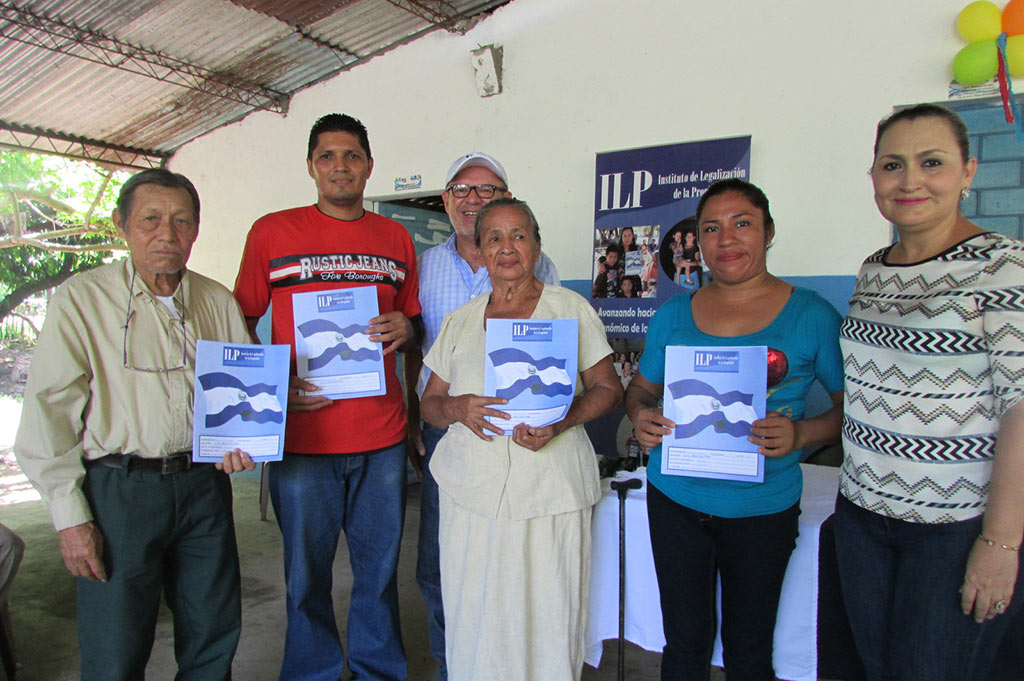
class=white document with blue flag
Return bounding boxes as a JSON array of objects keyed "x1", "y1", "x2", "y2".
[
  {"x1": 192, "y1": 340, "x2": 290, "y2": 463},
  {"x1": 484, "y1": 319, "x2": 578, "y2": 435},
  {"x1": 662, "y1": 345, "x2": 767, "y2": 482},
  {"x1": 292, "y1": 287, "x2": 385, "y2": 399}
]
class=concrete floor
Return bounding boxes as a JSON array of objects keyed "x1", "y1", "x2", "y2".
[{"x1": 1, "y1": 470, "x2": 669, "y2": 681}]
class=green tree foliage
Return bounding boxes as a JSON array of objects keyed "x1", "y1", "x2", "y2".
[{"x1": 0, "y1": 149, "x2": 129, "y2": 325}]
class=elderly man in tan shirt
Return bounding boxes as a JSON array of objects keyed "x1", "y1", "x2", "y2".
[{"x1": 15, "y1": 168, "x2": 255, "y2": 681}]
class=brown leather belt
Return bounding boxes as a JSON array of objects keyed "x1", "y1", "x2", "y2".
[{"x1": 86, "y1": 452, "x2": 195, "y2": 475}]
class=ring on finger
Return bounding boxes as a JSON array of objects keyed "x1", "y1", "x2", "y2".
[{"x1": 994, "y1": 599, "x2": 1008, "y2": 611}]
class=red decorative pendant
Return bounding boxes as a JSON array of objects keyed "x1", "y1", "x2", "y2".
[{"x1": 767, "y1": 347, "x2": 789, "y2": 388}]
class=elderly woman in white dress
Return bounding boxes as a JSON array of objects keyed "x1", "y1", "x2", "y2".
[{"x1": 420, "y1": 197, "x2": 623, "y2": 681}]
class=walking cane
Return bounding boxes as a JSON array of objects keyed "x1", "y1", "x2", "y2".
[{"x1": 609, "y1": 477, "x2": 643, "y2": 681}]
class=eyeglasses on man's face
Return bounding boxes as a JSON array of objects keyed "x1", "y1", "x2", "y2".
[{"x1": 445, "y1": 183, "x2": 506, "y2": 199}]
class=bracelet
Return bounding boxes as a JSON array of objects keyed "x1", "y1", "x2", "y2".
[{"x1": 978, "y1": 534, "x2": 1021, "y2": 552}]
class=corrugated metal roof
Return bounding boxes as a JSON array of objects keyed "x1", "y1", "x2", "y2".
[{"x1": 0, "y1": 0, "x2": 510, "y2": 168}]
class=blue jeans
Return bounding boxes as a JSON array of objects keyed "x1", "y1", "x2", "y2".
[
  {"x1": 647, "y1": 484, "x2": 799, "y2": 681},
  {"x1": 416, "y1": 423, "x2": 447, "y2": 681},
  {"x1": 834, "y1": 494, "x2": 1024, "y2": 681},
  {"x1": 269, "y1": 445, "x2": 408, "y2": 681}
]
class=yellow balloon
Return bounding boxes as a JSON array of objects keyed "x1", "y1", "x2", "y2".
[
  {"x1": 957, "y1": 1, "x2": 1003, "y2": 42},
  {"x1": 1006, "y1": 34, "x2": 1024, "y2": 75},
  {"x1": 952, "y1": 39, "x2": 999, "y2": 86}
]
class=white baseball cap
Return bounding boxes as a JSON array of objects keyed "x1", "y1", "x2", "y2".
[{"x1": 445, "y1": 152, "x2": 509, "y2": 187}]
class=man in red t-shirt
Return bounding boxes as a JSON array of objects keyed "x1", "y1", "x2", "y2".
[{"x1": 234, "y1": 114, "x2": 421, "y2": 681}]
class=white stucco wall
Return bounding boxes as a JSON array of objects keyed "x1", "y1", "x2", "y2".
[{"x1": 172, "y1": 0, "x2": 970, "y2": 285}]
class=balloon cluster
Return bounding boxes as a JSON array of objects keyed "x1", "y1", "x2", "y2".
[{"x1": 953, "y1": 0, "x2": 1024, "y2": 85}]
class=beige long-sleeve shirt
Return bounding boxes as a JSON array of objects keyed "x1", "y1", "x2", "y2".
[{"x1": 15, "y1": 258, "x2": 250, "y2": 531}]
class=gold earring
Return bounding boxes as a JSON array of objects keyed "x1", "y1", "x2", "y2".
[{"x1": 961, "y1": 187, "x2": 971, "y2": 200}]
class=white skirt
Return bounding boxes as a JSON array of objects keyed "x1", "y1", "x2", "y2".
[{"x1": 439, "y1": 488, "x2": 592, "y2": 681}]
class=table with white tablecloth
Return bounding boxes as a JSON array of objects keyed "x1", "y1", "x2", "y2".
[{"x1": 585, "y1": 463, "x2": 840, "y2": 681}]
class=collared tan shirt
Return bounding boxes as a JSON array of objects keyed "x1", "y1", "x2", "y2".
[{"x1": 15, "y1": 258, "x2": 250, "y2": 531}]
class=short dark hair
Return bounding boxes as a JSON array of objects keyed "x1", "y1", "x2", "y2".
[
  {"x1": 696, "y1": 178, "x2": 774, "y2": 232},
  {"x1": 117, "y1": 168, "x2": 200, "y2": 225},
  {"x1": 474, "y1": 197, "x2": 541, "y2": 247},
  {"x1": 307, "y1": 113, "x2": 371, "y2": 160},
  {"x1": 874, "y1": 103, "x2": 970, "y2": 164}
]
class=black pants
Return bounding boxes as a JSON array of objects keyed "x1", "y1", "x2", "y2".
[
  {"x1": 647, "y1": 484, "x2": 799, "y2": 681},
  {"x1": 78, "y1": 462, "x2": 241, "y2": 681}
]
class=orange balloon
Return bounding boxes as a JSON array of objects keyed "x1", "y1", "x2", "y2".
[{"x1": 1003, "y1": 0, "x2": 1024, "y2": 35}]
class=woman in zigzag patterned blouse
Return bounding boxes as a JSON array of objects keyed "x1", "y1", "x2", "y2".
[{"x1": 836, "y1": 103, "x2": 1024, "y2": 681}]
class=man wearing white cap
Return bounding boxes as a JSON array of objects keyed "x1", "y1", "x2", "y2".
[{"x1": 404, "y1": 153, "x2": 559, "y2": 679}]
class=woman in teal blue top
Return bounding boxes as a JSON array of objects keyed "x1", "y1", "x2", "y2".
[{"x1": 625, "y1": 179, "x2": 844, "y2": 681}]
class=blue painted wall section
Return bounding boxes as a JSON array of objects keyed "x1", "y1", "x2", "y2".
[{"x1": 946, "y1": 97, "x2": 1024, "y2": 239}]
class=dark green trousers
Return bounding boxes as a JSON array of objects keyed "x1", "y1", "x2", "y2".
[{"x1": 78, "y1": 461, "x2": 241, "y2": 681}]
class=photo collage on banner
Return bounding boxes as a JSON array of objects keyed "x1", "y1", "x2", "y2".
[{"x1": 586, "y1": 136, "x2": 752, "y2": 466}]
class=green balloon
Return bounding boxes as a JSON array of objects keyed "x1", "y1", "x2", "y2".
[{"x1": 952, "y1": 39, "x2": 999, "y2": 86}]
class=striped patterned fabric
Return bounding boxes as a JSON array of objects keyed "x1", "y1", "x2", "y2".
[{"x1": 840, "y1": 232, "x2": 1024, "y2": 523}]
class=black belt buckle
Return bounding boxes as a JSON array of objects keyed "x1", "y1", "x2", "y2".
[{"x1": 159, "y1": 454, "x2": 191, "y2": 475}]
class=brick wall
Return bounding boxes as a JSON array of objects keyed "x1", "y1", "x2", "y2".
[{"x1": 946, "y1": 98, "x2": 1024, "y2": 239}]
